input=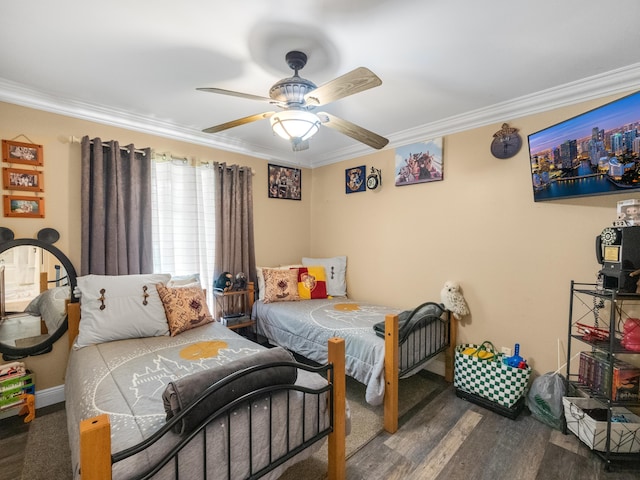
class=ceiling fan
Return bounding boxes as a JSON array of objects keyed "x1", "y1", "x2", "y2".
[{"x1": 197, "y1": 51, "x2": 389, "y2": 151}]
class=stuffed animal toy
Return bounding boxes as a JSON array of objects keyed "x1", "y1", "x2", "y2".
[
  {"x1": 440, "y1": 280, "x2": 470, "y2": 320},
  {"x1": 214, "y1": 272, "x2": 233, "y2": 292},
  {"x1": 232, "y1": 272, "x2": 247, "y2": 291}
]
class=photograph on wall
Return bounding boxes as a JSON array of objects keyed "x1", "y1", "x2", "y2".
[
  {"x1": 1, "y1": 140, "x2": 44, "y2": 167},
  {"x1": 345, "y1": 165, "x2": 366, "y2": 194},
  {"x1": 528, "y1": 89, "x2": 640, "y2": 202},
  {"x1": 3, "y1": 195, "x2": 45, "y2": 218},
  {"x1": 394, "y1": 138, "x2": 443, "y2": 186},
  {"x1": 2, "y1": 167, "x2": 44, "y2": 192},
  {"x1": 268, "y1": 163, "x2": 301, "y2": 200}
]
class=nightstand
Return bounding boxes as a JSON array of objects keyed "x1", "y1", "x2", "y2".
[{"x1": 213, "y1": 281, "x2": 256, "y2": 337}]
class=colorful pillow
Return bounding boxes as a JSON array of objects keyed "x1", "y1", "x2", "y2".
[
  {"x1": 262, "y1": 268, "x2": 300, "y2": 303},
  {"x1": 156, "y1": 284, "x2": 213, "y2": 336},
  {"x1": 75, "y1": 273, "x2": 171, "y2": 349},
  {"x1": 294, "y1": 266, "x2": 328, "y2": 300},
  {"x1": 302, "y1": 256, "x2": 347, "y2": 296}
]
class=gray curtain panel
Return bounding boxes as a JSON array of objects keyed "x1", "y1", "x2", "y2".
[
  {"x1": 81, "y1": 136, "x2": 152, "y2": 275},
  {"x1": 213, "y1": 163, "x2": 256, "y2": 289}
]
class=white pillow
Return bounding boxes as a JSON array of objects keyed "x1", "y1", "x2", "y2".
[
  {"x1": 256, "y1": 264, "x2": 303, "y2": 301},
  {"x1": 167, "y1": 273, "x2": 201, "y2": 288},
  {"x1": 74, "y1": 273, "x2": 171, "y2": 348},
  {"x1": 301, "y1": 256, "x2": 347, "y2": 296}
]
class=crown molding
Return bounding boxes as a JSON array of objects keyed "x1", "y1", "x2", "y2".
[
  {"x1": 2, "y1": 62, "x2": 640, "y2": 168},
  {"x1": 312, "y1": 62, "x2": 640, "y2": 167}
]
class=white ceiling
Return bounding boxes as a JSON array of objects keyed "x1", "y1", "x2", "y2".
[{"x1": 2, "y1": 0, "x2": 640, "y2": 168}]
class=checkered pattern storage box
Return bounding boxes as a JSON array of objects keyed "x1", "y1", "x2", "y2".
[{"x1": 454, "y1": 343, "x2": 532, "y2": 407}]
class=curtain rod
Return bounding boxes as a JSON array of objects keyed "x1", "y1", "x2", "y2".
[{"x1": 68, "y1": 136, "x2": 147, "y2": 155}]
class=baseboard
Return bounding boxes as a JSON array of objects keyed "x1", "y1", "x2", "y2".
[
  {"x1": 0, "y1": 384, "x2": 65, "y2": 420},
  {"x1": 35, "y1": 384, "x2": 65, "y2": 408}
]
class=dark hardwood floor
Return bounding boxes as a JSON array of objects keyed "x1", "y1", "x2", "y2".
[{"x1": 1, "y1": 388, "x2": 639, "y2": 479}]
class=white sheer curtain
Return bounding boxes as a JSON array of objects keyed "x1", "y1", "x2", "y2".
[{"x1": 151, "y1": 158, "x2": 215, "y2": 296}]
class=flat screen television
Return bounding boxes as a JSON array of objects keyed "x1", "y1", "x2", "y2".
[{"x1": 528, "y1": 90, "x2": 640, "y2": 202}]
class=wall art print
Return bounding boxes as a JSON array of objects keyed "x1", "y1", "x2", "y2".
[
  {"x1": 345, "y1": 165, "x2": 366, "y2": 194},
  {"x1": 395, "y1": 138, "x2": 443, "y2": 186},
  {"x1": 2, "y1": 140, "x2": 44, "y2": 167},
  {"x1": 268, "y1": 163, "x2": 301, "y2": 200},
  {"x1": 3, "y1": 195, "x2": 45, "y2": 218},
  {"x1": 3, "y1": 167, "x2": 44, "y2": 192}
]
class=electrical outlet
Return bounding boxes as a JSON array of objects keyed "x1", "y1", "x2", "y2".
[{"x1": 501, "y1": 346, "x2": 512, "y2": 356}]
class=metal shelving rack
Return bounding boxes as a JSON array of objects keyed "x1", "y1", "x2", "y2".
[{"x1": 566, "y1": 281, "x2": 640, "y2": 470}]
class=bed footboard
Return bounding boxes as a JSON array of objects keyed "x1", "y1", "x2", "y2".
[
  {"x1": 383, "y1": 304, "x2": 455, "y2": 434},
  {"x1": 78, "y1": 338, "x2": 346, "y2": 480}
]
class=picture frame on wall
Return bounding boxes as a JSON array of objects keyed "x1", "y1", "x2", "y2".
[
  {"x1": 3, "y1": 195, "x2": 45, "y2": 218},
  {"x1": 345, "y1": 165, "x2": 366, "y2": 194},
  {"x1": 394, "y1": 138, "x2": 443, "y2": 186},
  {"x1": 2, "y1": 167, "x2": 44, "y2": 192},
  {"x1": 268, "y1": 163, "x2": 301, "y2": 200},
  {"x1": 2, "y1": 140, "x2": 44, "y2": 167}
]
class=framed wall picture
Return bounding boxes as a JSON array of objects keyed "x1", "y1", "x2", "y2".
[
  {"x1": 2, "y1": 140, "x2": 44, "y2": 167},
  {"x1": 268, "y1": 163, "x2": 301, "y2": 200},
  {"x1": 395, "y1": 138, "x2": 444, "y2": 186},
  {"x1": 345, "y1": 165, "x2": 366, "y2": 194},
  {"x1": 3, "y1": 167, "x2": 44, "y2": 192},
  {"x1": 3, "y1": 195, "x2": 45, "y2": 218}
]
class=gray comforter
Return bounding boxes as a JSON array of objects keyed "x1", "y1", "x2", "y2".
[
  {"x1": 254, "y1": 297, "x2": 402, "y2": 406},
  {"x1": 65, "y1": 321, "x2": 329, "y2": 480}
]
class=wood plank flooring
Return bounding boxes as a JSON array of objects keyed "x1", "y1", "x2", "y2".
[{"x1": 1, "y1": 388, "x2": 639, "y2": 479}]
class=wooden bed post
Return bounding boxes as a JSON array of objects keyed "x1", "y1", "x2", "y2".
[
  {"x1": 383, "y1": 313, "x2": 399, "y2": 434},
  {"x1": 79, "y1": 414, "x2": 111, "y2": 479},
  {"x1": 444, "y1": 313, "x2": 457, "y2": 382},
  {"x1": 327, "y1": 337, "x2": 346, "y2": 480},
  {"x1": 68, "y1": 301, "x2": 81, "y2": 351}
]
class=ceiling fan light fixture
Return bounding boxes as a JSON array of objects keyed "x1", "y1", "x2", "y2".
[{"x1": 270, "y1": 110, "x2": 321, "y2": 142}]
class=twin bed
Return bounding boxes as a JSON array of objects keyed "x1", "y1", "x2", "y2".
[
  {"x1": 65, "y1": 276, "x2": 346, "y2": 480},
  {"x1": 254, "y1": 258, "x2": 456, "y2": 434}
]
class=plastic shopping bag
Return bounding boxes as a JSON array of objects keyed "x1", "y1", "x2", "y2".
[{"x1": 526, "y1": 372, "x2": 566, "y2": 430}]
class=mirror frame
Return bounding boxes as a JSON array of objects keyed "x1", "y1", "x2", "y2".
[{"x1": 0, "y1": 238, "x2": 78, "y2": 360}]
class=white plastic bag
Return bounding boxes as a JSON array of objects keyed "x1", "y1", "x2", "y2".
[{"x1": 526, "y1": 372, "x2": 566, "y2": 430}]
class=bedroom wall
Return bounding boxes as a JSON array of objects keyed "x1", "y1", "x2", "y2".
[
  {"x1": 0, "y1": 101, "x2": 312, "y2": 392},
  {"x1": 308, "y1": 90, "x2": 640, "y2": 377}
]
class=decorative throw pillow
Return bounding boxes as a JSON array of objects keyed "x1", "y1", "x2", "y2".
[
  {"x1": 257, "y1": 264, "x2": 303, "y2": 301},
  {"x1": 75, "y1": 273, "x2": 171, "y2": 349},
  {"x1": 294, "y1": 266, "x2": 328, "y2": 300},
  {"x1": 262, "y1": 268, "x2": 300, "y2": 303},
  {"x1": 302, "y1": 256, "x2": 347, "y2": 296},
  {"x1": 156, "y1": 284, "x2": 213, "y2": 336}
]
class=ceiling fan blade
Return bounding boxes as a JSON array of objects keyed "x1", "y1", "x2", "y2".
[
  {"x1": 202, "y1": 112, "x2": 275, "y2": 134},
  {"x1": 305, "y1": 67, "x2": 382, "y2": 106},
  {"x1": 197, "y1": 87, "x2": 273, "y2": 103},
  {"x1": 318, "y1": 112, "x2": 389, "y2": 150}
]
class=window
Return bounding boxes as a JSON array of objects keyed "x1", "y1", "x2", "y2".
[{"x1": 151, "y1": 159, "x2": 215, "y2": 293}]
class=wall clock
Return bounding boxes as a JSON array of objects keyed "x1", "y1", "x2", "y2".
[
  {"x1": 490, "y1": 123, "x2": 522, "y2": 159},
  {"x1": 366, "y1": 166, "x2": 382, "y2": 190}
]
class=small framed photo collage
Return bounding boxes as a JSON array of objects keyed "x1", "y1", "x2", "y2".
[{"x1": 2, "y1": 139, "x2": 45, "y2": 218}]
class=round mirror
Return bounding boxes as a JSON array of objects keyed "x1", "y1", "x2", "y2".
[{"x1": 0, "y1": 232, "x2": 77, "y2": 360}]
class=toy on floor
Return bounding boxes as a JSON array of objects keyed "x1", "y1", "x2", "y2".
[{"x1": 18, "y1": 393, "x2": 35, "y2": 423}]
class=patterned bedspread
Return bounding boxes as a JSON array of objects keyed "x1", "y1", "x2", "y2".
[
  {"x1": 65, "y1": 321, "x2": 329, "y2": 480},
  {"x1": 254, "y1": 297, "x2": 402, "y2": 405}
]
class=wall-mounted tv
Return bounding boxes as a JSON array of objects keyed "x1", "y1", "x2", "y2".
[{"x1": 528, "y1": 90, "x2": 640, "y2": 202}]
